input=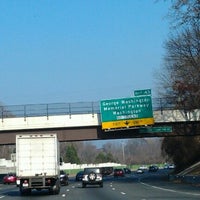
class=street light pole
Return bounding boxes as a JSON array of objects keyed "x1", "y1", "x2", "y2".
[{"x1": 121, "y1": 141, "x2": 125, "y2": 164}]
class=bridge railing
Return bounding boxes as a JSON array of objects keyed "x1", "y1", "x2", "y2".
[{"x1": 0, "y1": 97, "x2": 179, "y2": 120}]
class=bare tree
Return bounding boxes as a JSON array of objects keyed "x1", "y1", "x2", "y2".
[
  {"x1": 60, "y1": 141, "x2": 98, "y2": 164},
  {"x1": 158, "y1": 25, "x2": 200, "y2": 110},
  {"x1": 77, "y1": 141, "x2": 98, "y2": 163},
  {"x1": 165, "y1": 0, "x2": 200, "y2": 28},
  {"x1": 0, "y1": 145, "x2": 15, "y2": 159},
  {"x1": 157, "y1": 0, "x2": 200, "y2": 172}
]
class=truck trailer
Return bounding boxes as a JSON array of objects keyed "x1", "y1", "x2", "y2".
[{"x1": 16, "y1": 134, "x2": 60, "y2": 195}]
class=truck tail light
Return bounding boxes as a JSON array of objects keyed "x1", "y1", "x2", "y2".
[
  {"x1": 24, "y1": 180, "x2": 28, "y2": 184},
  {"x1": 47, "y1": 179, "x2": 51, "y2": 184}
]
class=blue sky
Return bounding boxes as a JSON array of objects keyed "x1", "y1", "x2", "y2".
[{"x1": 0, "y1": 0, "x2": 170, "y2": 106}]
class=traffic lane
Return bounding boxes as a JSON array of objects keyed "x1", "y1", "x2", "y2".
[
  {"x1": 66, "y1": 180, "x2": 132, "y2": 200},
  {"x1": 0, "y1": 184, "x2": 20, "y2": 200},
  {"x1": 134, "y1": 170, "x2": 200, "y2": 200},
  {"x1": 0, "y1": 184, "x2": 63, "y2": 200},
  {"x1": 109, "y1": 177, "x2": 200, "y2": 200},
  {"x1": 1, "y1": 175, "x2": 200, "y2": 200},
  {"x1": 104, "y1": 170, "x2": 200, "y2": 199},
  {"x1": 0, "y1": 183, "x2": 114, "y2": 200},
  {"x1": 140, "y1": 180, "x2": 200, "y2": 199},
  {"x1": 70, "y1": 176, "x2": 200, "y2": 200}
]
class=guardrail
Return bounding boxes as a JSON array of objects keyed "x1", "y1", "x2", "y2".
[{"x1": 0, "y1": 97, "x2": 187, "y2": 120}]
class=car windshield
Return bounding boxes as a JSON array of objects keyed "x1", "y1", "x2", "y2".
[
  {"x1": 84, "y1": 168, "x2": 101, "y2": 174},
  {"x1": 8, "y1": 173, "x2": 16, "y2": 176},
  {"x1": 115, "y1": 169, "x2": 122, "y2": 172}
]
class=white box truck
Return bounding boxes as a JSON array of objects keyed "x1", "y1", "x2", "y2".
[{"x1": 16, "y1": 134, "x2": 60, "y2": 195}]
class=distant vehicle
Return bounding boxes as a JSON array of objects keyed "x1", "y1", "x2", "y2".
[
  {"x1": 123, "y1": 168, "x2": 131, "y2": 174},
  {"x1": 164, "y1": 164, "x2": 175, "y2": 170},
  {"x1": 138, "y1": 165, "x2": 148, "y2": 170},
  {"x1": 114, "y1": 168, "x2": 125, "y2": 177},
  {"x1": 3, "y1": 173, "x2": 17, "y2": 184},
  {"x1": 75, "y1": 171, "x2": 84, "y2": 181},
  {"x1": 60, "y1": 170, "x2": 69, "y2": 186},
  {"x1": 149, "y1": 165, "x2": 159, "y2": 172},
  {"x1": 101, "y1": 167, "x2": 113, "y2": 176},
  {"x1": 82, "y1": 167, "x2": 103, "y2": 188},
  {"x1": 168, "y1": 164, "x2": 175, "y2": 169},
  {"x1": 136, "y1": 169, "x2": 144, "y2": 174}
]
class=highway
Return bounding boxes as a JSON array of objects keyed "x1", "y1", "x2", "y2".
[{"x1": 1, "y1": 169, "x2": 200, "y2": 200}]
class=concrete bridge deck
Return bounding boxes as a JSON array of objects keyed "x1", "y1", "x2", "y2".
[{"x1": 0, "y1": 99, "x2": 199, "y2": 144}]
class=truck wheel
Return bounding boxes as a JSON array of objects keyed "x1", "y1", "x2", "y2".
[
  {"x1": 20, "y1": 187, "x2": 31, "y2": 196},
  {"x1": 55, "y1": 186, "x2": 60, "y2": 195},
  {"x1": 49, "y1": 183, "x2": 60, "y2": 195},
  {"x1": 49, "y1": 188, "x2": 53, "y2": 195},
  {"x1": 82, "y1": 183, "x2": 86, "y2": 188}
]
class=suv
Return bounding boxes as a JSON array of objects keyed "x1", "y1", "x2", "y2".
[
  {"x1": 82, "y1": 167, "x2": 103, "y2": 188},
  {"x1": 148, "y1": 165, "x2": 159, "y2": 172}
]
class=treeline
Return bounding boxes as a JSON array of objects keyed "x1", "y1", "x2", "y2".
[
  {"x1": 157, "y1": 0, "x2": 200, "y2": 172},
  {"x1": 59, "y1": 138, "x2": 165, "y2": 165}
]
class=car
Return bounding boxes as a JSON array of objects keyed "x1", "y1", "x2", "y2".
[
  {"x1": 148, "y1": 165, "x2": 159, "y2": 172},
  {"x1": 136, "y1": 168, "x2": 144, "y2": 174},
  {"x1": 75, "y1": 171, "x2": 84, "y2": 181},
  {"x1": 3, "y1": 173, "x2": 17, "y2": 184},
  {"x1": 168, "y1": 164, "x2": 175, "y2": 169},
  {"x1": 114, "y1": 168, "x2": 125, "y2": 177},
  {"x1": 82, "y1": 167, "x2": 103, "y2": 188},
  {"x1": 123, "y1": 167, "x2": 131, "y2": 174},
  {"x1": 138, "y1": 165, "x2": 148, "y2": 170},
  {"x1": 101, "y1": 167, "x2": 113, "y2": 176},
  {"x1": 60, "y1": 170, "x2": 69, "y2": 186}
]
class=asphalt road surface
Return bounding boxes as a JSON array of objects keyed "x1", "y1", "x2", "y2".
[{"x1": 0, "y1": 169, "x2": 200, "y2": 200}]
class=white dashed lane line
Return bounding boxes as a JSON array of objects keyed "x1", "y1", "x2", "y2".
[
  {"x1": 110, "y1": 182, "x2": 126, "y2": 196},
  {"x1": 120, "y1": 192, "x2": 126, "y2": 195}
]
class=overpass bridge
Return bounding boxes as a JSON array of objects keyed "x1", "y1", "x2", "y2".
[{"x1": 0, "y1": 98, "x2": 200, "y2": 145}]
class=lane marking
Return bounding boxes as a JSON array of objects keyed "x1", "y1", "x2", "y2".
[
  {"x1": 141, "y1": 182, "x2": 200, "y2": 196},
  {"x1": 0, "y1": 196, "x2": 5, "y2": 199}
]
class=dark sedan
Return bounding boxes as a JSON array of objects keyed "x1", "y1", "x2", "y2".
[
  {"x1": 114, "y1": 168, "x2": 125, "y2": 177},
  {"x1": 149, "y1": 165, "x2": 159, "y2": 172},
  {"x1": 60, "y1": 170, "x2": 69, "y2": 186},
  {"x1": 124, "y1": 167, "x2": 131, "y2": 174},
  {"x1": 75, "y1": 171, "x2": 84, "y2": 181}
]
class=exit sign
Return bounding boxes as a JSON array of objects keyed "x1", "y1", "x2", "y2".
[
  {"x1": 100, "y1": 96, "x2": 154, "y2": 130},
  {"x1": 134, "y1": 89, "x2": 151, "y2": 96}
]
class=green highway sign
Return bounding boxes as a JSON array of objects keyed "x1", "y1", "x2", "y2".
[
  {"x1": 100, "y1": 96, "x2": 153, "y2": 125},
  {"x1": 134, "y1": 89, "x2": 151, "y2": 96},
  {"x1": 100, "y1": 96, "x2": 153, "y2": 122},
  {"x1": 139, "y1": 126, "x2": 172, "y2": 133}
]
